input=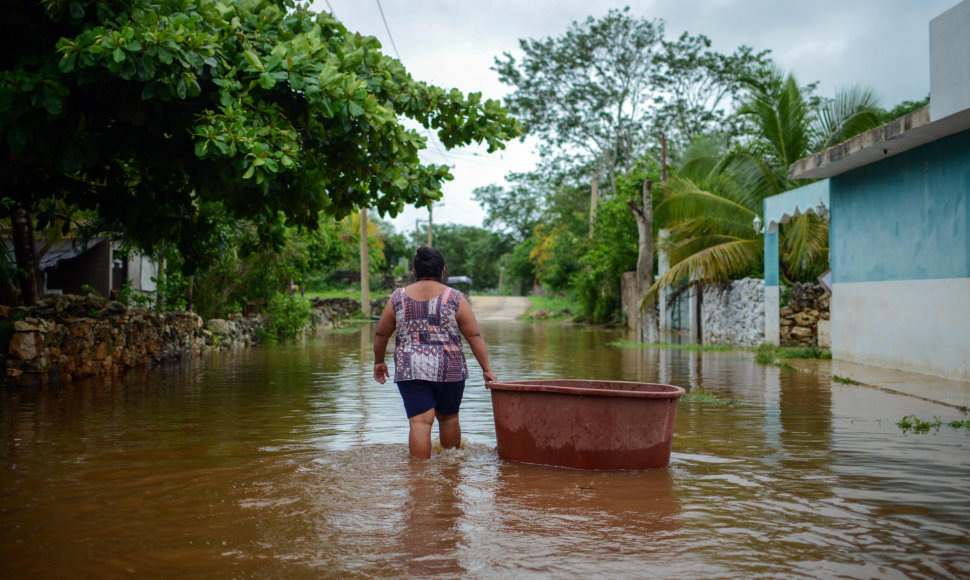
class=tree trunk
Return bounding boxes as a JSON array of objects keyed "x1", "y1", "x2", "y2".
[
  {"x1": 360, "y1": 207, "x2": 371, "y2": 318},
  {"x1": 187, "y1": 274, "x2": 194, "y2": 312},
  {"x1": 155, "y1": 252, "x2": 166, "y2": 310},
  {"x1": 11, "y1": 204, "x2": 40, "y2": 306},
  {"x1": 588, "y1": 173, "x2": 599, "y2": 238},
  {"x1": 627, "y1": 180, "x2": 658, "y2": 343}
]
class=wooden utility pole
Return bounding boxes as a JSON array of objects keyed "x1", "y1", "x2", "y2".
[
  {"x1": 661, "y1": 132, "x2": 668, "y2": 183},
  {"x1": 589, "y1": 172, "x2": 599, "y2": 238},
  {"x1": 626, "y1": 179, "x2": 658, "y2": 343},
  {"x1": 359, "y1": 208, "x2": 371, "y2": 318},
  {"x1": 427, "y1": 204, "x2": 433, "y2": 247}
]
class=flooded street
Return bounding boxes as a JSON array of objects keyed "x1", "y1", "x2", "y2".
[{"x1": 1, "y1": 321, "x2": 968, "y2": 579}]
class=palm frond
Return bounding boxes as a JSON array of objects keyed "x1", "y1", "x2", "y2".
[
  {"x1": 810, "y1": 85, "x2": 883, "y2": 150},
  {"x1": 643, "y1": 237, "x2": 762, "y2": 302},
  {"x1": 717, "y1": 145, "x2": 788, "y2": 201},
  {"x1": 676, "y1": 135, "x2": 732, "y2": 182},
  {"x1": 658, "y1": 177, "x2": 759, "y2": 224},
  {"x1": 663, "y1": 233, "x2": 753, "y2": 266},
  {"x1": 737, "y1": 68, "x2": 812, "y2": 167},
  {"x1": 779, "y1": 214, "x2": 828, "y2": 280}
]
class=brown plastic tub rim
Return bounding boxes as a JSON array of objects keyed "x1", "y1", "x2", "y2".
[{"x1": 486, "y1": 379, "x2": 686, "y2": 400}]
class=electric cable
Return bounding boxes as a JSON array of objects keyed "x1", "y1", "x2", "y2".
[{"x1": 374, "y1": 0, "x2": 401, "y2": 61}]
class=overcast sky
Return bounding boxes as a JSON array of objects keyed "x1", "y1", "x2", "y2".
[{"x1": 310, "y1": 0, "x2": 958, "y2": 235}]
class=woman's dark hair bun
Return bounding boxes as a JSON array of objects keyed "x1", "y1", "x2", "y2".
[{"x1": 412, "y1": 246, "x2": 445, "y2": 279}]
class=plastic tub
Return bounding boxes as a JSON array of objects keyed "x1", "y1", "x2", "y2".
[{"x1": 486, "y1": 379, "x2": 686, "y2": 470}]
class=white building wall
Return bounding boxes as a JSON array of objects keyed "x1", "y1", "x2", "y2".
[
  {"x1": 930, "y1": 0, "x2": 970, "y2": 121},
  {"x1": 764, "y1": 285, "x2": 780, "y2": 346},
  {"x1": 134, "y1": 255, "x2": 158, "y2": 293},
  {"x1": 832, "y1": 278, "x2": 970, "y2": 382}
]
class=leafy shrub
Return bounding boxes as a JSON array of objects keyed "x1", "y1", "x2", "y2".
[
  {"x1": 116, "y1": 282, "x2": 153, "y2": 308},
  {"x1": 755, "y1": 343, "x2": 831, "y2": 365},
  {"x1": 260, "y1": 294, "x2": 312, "y2": 343}
]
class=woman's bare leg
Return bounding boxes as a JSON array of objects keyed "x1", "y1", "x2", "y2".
[
  {"x1": 436, "y1": 411, "x2": 461, "y2": 449},
  {"x1": 408, "y1": 408, "x2": 436, "y2": 459}
]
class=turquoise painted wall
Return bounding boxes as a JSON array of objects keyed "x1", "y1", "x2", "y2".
[
  {"x1": 764, "y1": 229, "x2": 779, "y2": 287},
  {"x1": 831, "y1": 129, "x2": 970, "y2": 284}
]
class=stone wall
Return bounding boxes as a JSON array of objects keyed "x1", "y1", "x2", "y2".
[
  {"x1": 779, "y1": 282, "x2": 830, "y2": 347},
  {"x1": 619, "y1": 276, "x2": 831, "y2": 348},
  {"x1": 701, "y1": 278, "x2": 765, "y2": 347},
  {"x1": 2, "y1": 294, "x2": 205, "y2": 384},
  {"x1": 2, "y1": 295, "x2": 379, "y2": 385},
  {"x1": 620, "y1": 275, "x2": 765, "y2": 346}
]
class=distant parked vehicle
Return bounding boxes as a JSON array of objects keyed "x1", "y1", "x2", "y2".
[{"x1": 446, "y1": 276, "x2": 472, "y2": 298}]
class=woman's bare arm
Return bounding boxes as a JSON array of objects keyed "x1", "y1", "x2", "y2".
[
  {"x1": 456, "y1": 296, "x2": 497, "y2": 383},
  {"x1": 373, "y1": 300, "x2": 396, "y2": 384}
]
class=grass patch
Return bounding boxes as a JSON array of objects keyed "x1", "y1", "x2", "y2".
[
  {"x1": 754, "y1": 343, "x2": 831, "y2": 366},
  {"x1": 609, "y1": 340, "x2": 734, "y2": 352},
  {"x1": 682, "y1": 388, "x2": 737, "y2": 406},
  {"x1": 754, "y1": 350, "x2": 776, "y2": 365},
  {"x1": 897, "y1": 415, "x2": 943, "y2": 434},
  {"x1": 521, "y1": 295, "x2": 579, "y2": 322},
  {"x1": 305, "y1": 289, "x2": 390, "y2": 301},
  {"x1": 323, "y1": 325, "x2": 363, "y2": 334},
  {"x1": 832, "y1": 374, "x2": 862, "y2": 385},
  {"x1": 897, "y1": 415, "x2": 970, "y2": 434}
]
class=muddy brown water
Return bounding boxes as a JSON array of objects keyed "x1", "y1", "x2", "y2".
[{"x1": 2, "y1": 321, "x2": 968, "y2": 579}]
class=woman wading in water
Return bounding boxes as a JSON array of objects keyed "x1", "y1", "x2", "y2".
[{"x1": 373, "y1": 246, "x2": 497, "y2": 459}]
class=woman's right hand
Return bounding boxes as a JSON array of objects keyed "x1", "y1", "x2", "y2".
[
  {"x1": 483, "y1": 370, "x2": 497, "y2": 384},
  {"x1": 374, "y1": 362, "x2": 389, "y2": 384}
]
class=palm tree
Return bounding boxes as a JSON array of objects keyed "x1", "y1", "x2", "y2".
[
  {"x1": 652, "y1": 137, "x2": 764, "y2": 289},
  {"x1": 648, "y1": 66, "x2": 882, "y2": 296}
]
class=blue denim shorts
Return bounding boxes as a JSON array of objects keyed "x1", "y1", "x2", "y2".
[{"x1": 396, "y1": 379, "x2": 466, "y2": 418}]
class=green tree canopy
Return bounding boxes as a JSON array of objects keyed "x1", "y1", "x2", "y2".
[
  {"x1": 494, "y1": 7, "x2": 766, "y2": 187},
  {"x1": 1, "y1": 0, "x2": 520, "y2": 303}
]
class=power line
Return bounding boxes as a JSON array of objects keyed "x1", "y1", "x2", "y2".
[
  {"x1": 374, "y1": 0, "x2": 401, "y2": 61},
  {"x1": 324, "y1": 0, "x2": 335, "y2": 16}
]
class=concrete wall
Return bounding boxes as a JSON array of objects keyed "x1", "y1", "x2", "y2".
[
  {"x1": 764, "y1": 286, "x2": 780, "y2": 346},
  {"x1": 833, "y1": 278, "x2": 969, "y2": 381},
  {"x1": 128, "y1": 254, "x2": 158, "y2": 293},
  {"x1": 829, "y1": 129, "x2": 970, "y2": 381},
  {"x1": 930, "y1": 0, "x2": 970, "y2": 121},
  {"x1": 831, "y1": 130, "x2": 969, "y2": 284},
  {"x1": 115, "y1": 242, "x2": 158, "y2": 293}
]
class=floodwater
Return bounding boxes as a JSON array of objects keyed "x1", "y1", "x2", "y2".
[{"x1": 1, "y1": 321, "x2": 968, "y2": 579}]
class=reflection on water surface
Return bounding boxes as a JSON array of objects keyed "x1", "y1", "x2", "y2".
[{"x1": 1, "y1": 321, "x2": 968, "y2": 578}]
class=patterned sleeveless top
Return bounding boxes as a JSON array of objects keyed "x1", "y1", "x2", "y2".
[{"x1": 391, "y1": 286, "x2": 469, "y2": 383}]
